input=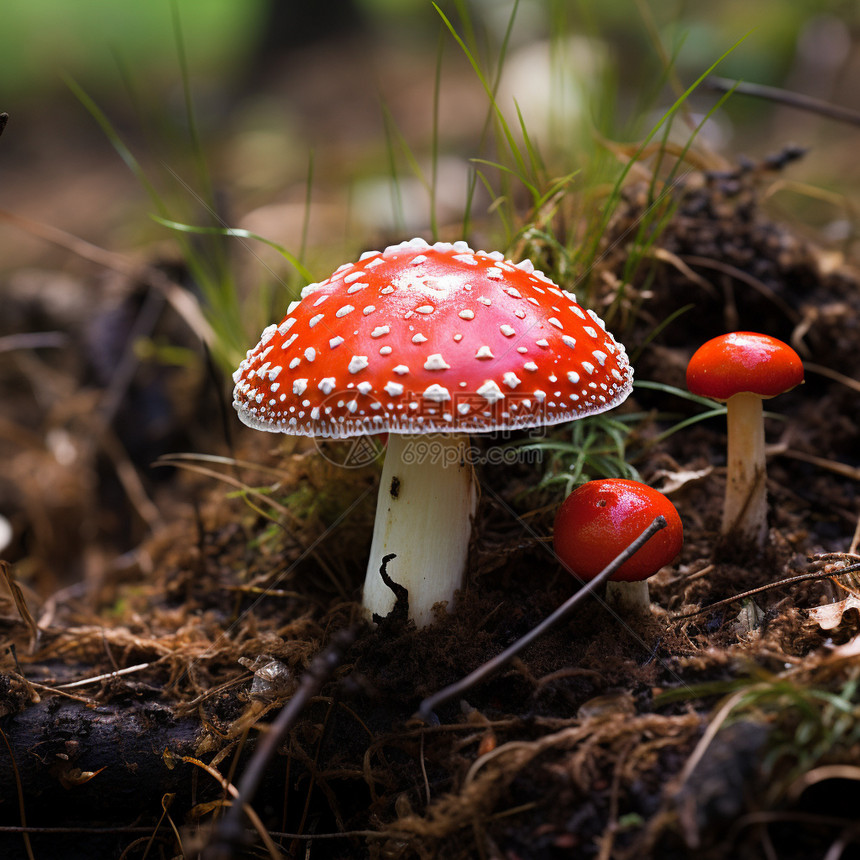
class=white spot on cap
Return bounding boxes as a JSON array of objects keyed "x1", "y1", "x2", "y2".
[
  {"x1": 582, "y1": 361, "x2": 596, "y2": 375},
  {"x1": 278, "y1": 318, "x2": 296, "y2": 335},
  {"x1": 458, "y1": 309, "x2": 475, "y2": 320},
  {"x1": 365, "y1": 257, "x2": 384, "y2": 269},
  {"x1": 363, "y1": 305, "x2": 376, "y2": 315},
  {"x1": 475, "y1": 345, "x2": 494, "y2": 359},
  {"x1": 415, "y1": 305, "x2": 434, "y2": 315},
  {"x1": 329, "y1": 336, "x2": 344, "y2": 349},
  {"x1": 393, "y1": 365, "x2": 409, "y2": 375},
  {"x1": 584, "y1": 326, "x2": 598, "y2": 338},
  {"x1": 287, "y1": 301, "x2": 300, "y2": 314},
  {"x1": 423, "y1": 384, "x2": 451, "y2": 402},
  {"x1": 336, "y1": 305, "x2": 355, "y2": 318},
  {"x1": 515, "y1": 259, "x2": 534, "y2": 273},
  {"x1": 411, "y1": 254, "x2": 427, "y2": 265},
  {"x1": 588, "y1": 309, "x2": 607, "y2": 329},
  {"x1": 304, "y1": 347, "x2": 316, "y2": 362},
  {"x1": 384, "y1": 381, "x2": 404, "y2": 396},
  {"x1": 548, "y1": 317, "x2": 563, "y2": 330},
  {"x1": 533, "y1": 389, "x2": 546, "y2": 402},
  {"x1": 309, "y1": 314, "x2": 324, "y2": 328},
  {"x1": 524, "y1": 362, "x2": 538, "y2": 372},
  {"x1": 453, "y1": 253, "x2": 478, "y2": 265},
  {"x1": 318, "y1": 377, "x2": 336, "y2": 394},
  {"x1": 592, "y1": 350, "x2": 608, "y2": 366},
  {"x1": 289, "y1": 357, "x2": 301, "y2": 369},
  {"x1": 477, "y1": 380, "x2": 504, "y2": 403},
  {"x1": 412, "y1": 333, "x2": 428, "y2": 344},
  {"x1": 357, "y1": 381, "x2": 373, "y2": 395},
  {"x1": 567, "y1": 371, "x2": 580, "y2": 384},
  {"x1": 348, "y1": 355, "x2": 369, "y2": 374},
  {"x1": 424, "y1": 353, "x2": 451, "y2": 371},
  {"x1": 536, "y1": 339, "x2": 549, "y2": 348},
  {"x1": 371, "y1": 325, "x2": 390, "y2": 338},
  {"x1": 380, "y1": 345, "x2": 393, "y2": 355},
  {"x1": 500, "y1": 325, "x2": 516, "y2": 337},
  {"x1": 293, "y1": 379, "x2": 308, "y2": 395},
  {"x1": 505, "y1": 287, "x2": 522, "y2": 298},
  {"x1": 562, "y1": 335, "x2": 576, "y2": 349},
  {"x1": 503, "y1": 372, "x2": 521, "y2": 389},
  {"x1": 344, "y1": 271, "x2": 364, "y2": 284},
  {"x1": 478, "y1": 297, "x2": 492, "y2": 306}
]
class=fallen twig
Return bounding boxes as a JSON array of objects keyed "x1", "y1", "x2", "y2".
[
  {"x1": 707, "y1": 76, "x2": 860, "y2": 127},
  {"x1": 203, "y1": 628, "x2": 356, "y2": 859},
  {"x1": 671, "y1": 558, "x2": 860, "y2": 620}
]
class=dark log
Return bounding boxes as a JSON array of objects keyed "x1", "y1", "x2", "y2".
[{"x1": 0, "y1": 696, "x2": 206, "y2": 858}]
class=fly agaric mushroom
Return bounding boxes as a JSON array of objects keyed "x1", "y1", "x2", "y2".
[
  {"x1": 233, "y1": 238, "x2": 633, "y2": 627},
  {"x1": 686, "y1": 331, "x2": 803, "y2": 548},
  {"x1": 553, "y1": 479, "x2": 683, "y2": 614}
]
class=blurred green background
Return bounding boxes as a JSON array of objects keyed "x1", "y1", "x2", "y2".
[{"x1": 3, "y1": 0, "x2": 859, "y2": 282}]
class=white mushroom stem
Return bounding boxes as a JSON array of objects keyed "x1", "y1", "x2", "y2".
[
  {"x1": 362, "y1": 433, "x2": 477, "y2": 627},
  {"x1": 605, "y1": 580, "x2": 651, "y2": 615},
  {"x1": 723, "y1": 391, "x2": 768, "y2": 547}
]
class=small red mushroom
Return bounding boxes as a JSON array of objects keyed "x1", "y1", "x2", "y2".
[
  {"x1": 686, "y1": 331, "x2": 803, "y2": 548},
  {"x1": 553, "y1": 479, "x2": 683, "y2": 614},
  {"x1": 233, "y1": 238, "x2": 634, "y2": 626}
]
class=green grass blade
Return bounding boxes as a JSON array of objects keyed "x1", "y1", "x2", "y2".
[
  {"x1": 65, "y1": 75, "x2": 164, "y2": 213},
  {"x1": 152, "y1": 216, "x2": 313, "y2": 282},
  {"x1": 433, "y1": 2, "x2": 530, "y2": 189}
]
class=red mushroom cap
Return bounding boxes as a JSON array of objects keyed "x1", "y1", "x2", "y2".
[
  {"x1": 233, "y1": 239, "x2": 633, "y2": 437},
  {"x1": 553, "y1": 479, "x2": 683, "y2": 583},
  {"x1": 686, "y1": 331, "x2": 804, "y2": 402}
]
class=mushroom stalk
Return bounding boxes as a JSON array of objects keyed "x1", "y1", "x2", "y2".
[
  {"x1": 605, "y1": 580, "x2": 651, "y2": 615},
  {"x1": 723, "y1": 391, "x2": 767, "y2": 546},
  {"x1": 362, "y1": 433, "x2": 477, "y2": 627}
]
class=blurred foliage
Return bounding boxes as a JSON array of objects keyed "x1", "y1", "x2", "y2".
[{"x1": 0, "y1": 0, "x2": 267, "y2": 99}]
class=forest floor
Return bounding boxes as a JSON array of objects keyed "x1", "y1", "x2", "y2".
[{"x1": 2, "y1": 58, "x2": 860, "y2": 860}]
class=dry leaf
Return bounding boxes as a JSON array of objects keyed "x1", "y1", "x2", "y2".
[{"x1": 808, "y1": 595, "x2": 860, "y2": 630}]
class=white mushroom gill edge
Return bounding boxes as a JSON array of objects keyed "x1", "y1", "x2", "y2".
[{"x1": 362, "y1": 433, "x2": 477, "y2": 627}]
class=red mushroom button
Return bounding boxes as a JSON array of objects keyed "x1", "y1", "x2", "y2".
[
  {"x1": 686, "y1": 332, "x2": 803, "y2": 548},
  {"x1": 233, "y1": 238, "x2": 634, "y2": 626},
  {"x1": 553, "y1": 479, "x2": 683, "y2": 614}
]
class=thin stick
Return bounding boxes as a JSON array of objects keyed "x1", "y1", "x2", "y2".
[
  {"x1": 706, "y1": 76, "x2": 860, "y2": 127},
  {"x1": 203, "y1": 629, "x2": 355, "y2": 859},
  {"x1": 55, "y1": 662, "x2": 152, "y2": 690},
  {"x1": 416, "y1": 516, "x2": 668, "y2": 723},
  {"x1": 670, "y1": 562, "x2": 860, "y2": 620}
]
